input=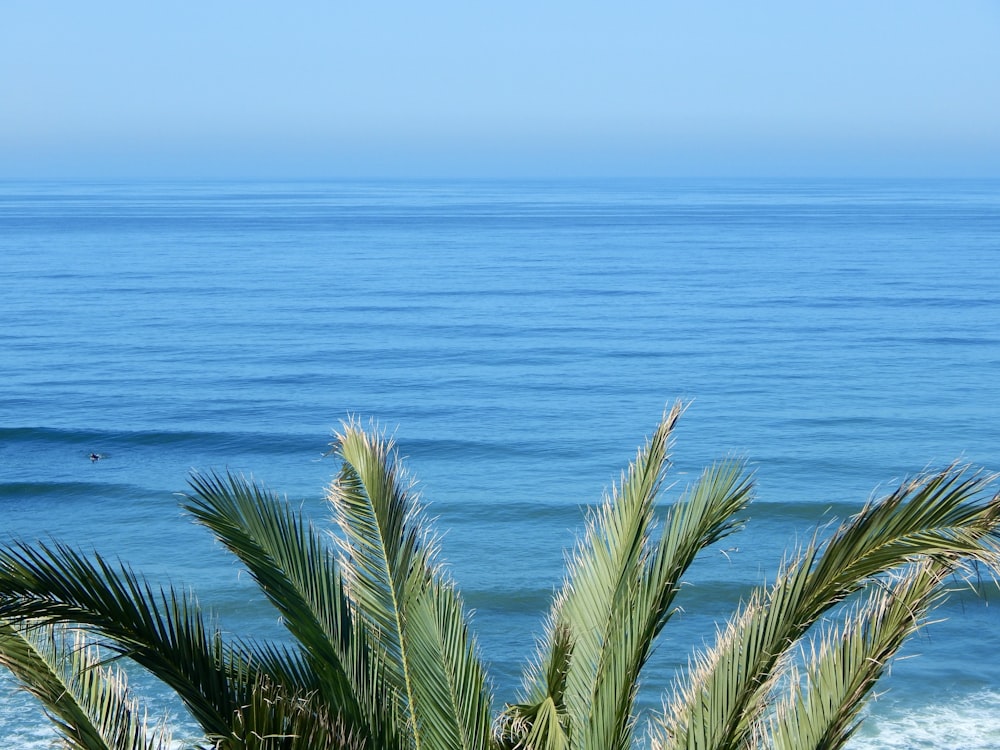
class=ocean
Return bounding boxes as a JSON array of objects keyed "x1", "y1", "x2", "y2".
[{"x1": 2, "y1": 178, "x2": 999, "y2": 748}]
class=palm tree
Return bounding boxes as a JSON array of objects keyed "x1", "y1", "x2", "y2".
[{"x1": 0, "y1": 402, "x2": 997, "y2": 749}]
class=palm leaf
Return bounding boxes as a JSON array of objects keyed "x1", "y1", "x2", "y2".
[
  {"x1": 328, "y1": 423, "x2": 427, "y2": 700},
  {"x1": 0, "y1": 540, "x2": 256, "y2": 740},
  {"x1": 0, "y1": 619, "x2": 170, "y2": 750},
  {"x1": 513, "y1": 404, "x2": 754, "y2": 750},
  {"x1": 404, "y1": 579, "x2": 495, "y2": 750},
  {"x1": 329, "y1": 420, "x2": 495, "y2": 750},
  {"x1": 653, "y1": 465, "x2": 1000, "y2": 750},
  {"x1": 763, "y1": 561, "x2": 947, "y2": 750},
  {"x1": 518, "y1": 405, "x2": 681, "y2": 731},
  {"x1": 584, "y1": 459, "x2": 754, "y2": 750},
  {"x1": 183, "y1": 471, "x2": 400, "y2": 747},
  {"x1": 496, "y1": 622, "x2": 573, "y2": 750}
]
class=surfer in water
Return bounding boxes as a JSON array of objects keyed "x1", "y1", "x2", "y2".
[{"x1": 89, "y1": 453, "x2": 104, "y2": 462}]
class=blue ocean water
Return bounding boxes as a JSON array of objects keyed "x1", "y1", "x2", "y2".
[{"x1": 1, "y1": 179, "x2": 999, "y2": 747}]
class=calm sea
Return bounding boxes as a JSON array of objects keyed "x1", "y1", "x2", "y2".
[{"x1": 2, "y1": 179, "x2": 999, "y2": 748}]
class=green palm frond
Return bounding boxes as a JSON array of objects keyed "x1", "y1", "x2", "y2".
[
  {"x1": 586, "y1": 459, "x2": 754, "y2": 750},
  {"x1": 518, "y1": 405, "x2": 681, "y2": 734},
  {"x1": 330, "y1": 420, "x2": 495, "y2": 750},
  {"x1": 0, "y1": 540, "x2": 255, "y2": 740},
  {"x1": 223, "y1": 673, "x2": 365, "y2": 750},
  {"x1": 496, "y1": 623, "x2": 573, "y2": 750},
  {"x1": 0, "y1": 619, "x2": 170, "y2": 750},
  {"x1": 808, "y1": 466, "x2": 1000, "y2": 603},
  {"x1": 404, "y1": 579, "x2": 495, "y2": 750},
  {"x1": 653, "y1": 465, "x2": 1000, "y2": 750},
  {"x1": 184, "y1": 472, "x2": 354, "y2": 681},
  {"x1": 763, "y1": 561, "x2": 947, "y2": 750},
  {"x1": 328, "y1": 423, "x2": 428, "y2": 700},
  {"x1": 513, "y1": 403, "x2": 754, "y2": 750},
  {"x1": 183, "y1": 471, "x2": 397, "y2": 747}
]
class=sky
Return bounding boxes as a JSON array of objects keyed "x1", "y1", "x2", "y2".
[{"x1": 2, "y1": 2, "x2": 999, "y2": 179}]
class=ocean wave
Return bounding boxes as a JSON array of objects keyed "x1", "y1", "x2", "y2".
[
  {"x1": 397, "y1": 435, "x2": 584, "y2": 461},
  {"x1": 848, "y1": 691, "x2": 1000, "y2": 750},
  {"x1": 0, "y1": 479, "x2": 148, "y2": 501},
  {"x1": 0, "y1": 425, "x2": 322, "y2": 456}
]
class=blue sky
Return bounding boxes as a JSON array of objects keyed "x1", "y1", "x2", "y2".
[{"x1": 2, "y1": 2, "x2": 999, "y2": 178}]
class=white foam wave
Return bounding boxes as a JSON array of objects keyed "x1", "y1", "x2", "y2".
[{"x1": 848, "y1": 691, "x2": 1000, "y2": 750}]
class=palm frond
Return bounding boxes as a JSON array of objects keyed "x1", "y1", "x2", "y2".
[
  {"x1": 0, "y1": 619, "x2": 170, "y2": 750},
  {"x1": 513, "y1": 404, "x2": 754, "y2": 750},
  {"x1": 518, "y1": 405, "x2": 681, "y2": 741},
  {"x1": 404, "y1": 579, "x2": 495, "y2": 750},
  {"x1": 653, "y1": 465, "x2": 1000, "y2": 750},
  {"x1": 763, "y1": 561, "x2": 947, "y2": 750},
  {"x1": 808, "y1": 465, "x2": 1000, "y2": 604},
  {"x1": 0, "y1": 540, "x2": 254, "y2": 739},
  {"x1": 183, "y1": 472, "x2": 387, "y2": 737},
  {"x1": 329, "y1": 420, "x2": 494, "y2": 750},
  {"x1": 328, "y1": 423, "x2": 427, "y2": 697},
  {"x1": 584, "y1": 458, "x2": 754, "y2": 750},
  {"x1": 496, "y1": 622, "x2": 573, "y2": 750}
]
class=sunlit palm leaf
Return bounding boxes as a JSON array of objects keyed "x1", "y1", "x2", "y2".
[
  {"x1": 330, "y1": 420, "x2": 494, "y2": 750},
  {"x1": 183, "y1": 471, "x2": 401, "y2": 747},
  {"x1": 328, "y1": 423, "x2": 426, "y2": 702},
  {"x1": 654, "y1": 465, "x2": 1000, "y2": 750},
  {"x1": 584, "y1": 459, "x2": 754, "y2": 750},
  {"x1": 518, "y1": 405, "x2": 681, "y2": 734},
  {"x1": 405, "y1": 579, "x2": 495, "y2": 750},
  {"x1": 0, "y1": 619, "x2": 170, "y2": 750},
  {"x1": 763, "y1": 561, "x2": 947, "y2": 750},
  {"x1": 514, "y1": 403, "x2": 754, "y2": 750}
]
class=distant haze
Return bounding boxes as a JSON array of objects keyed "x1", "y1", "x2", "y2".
[{"x1": 2, "y1": 1, "x2": 999, "y2": 179}]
